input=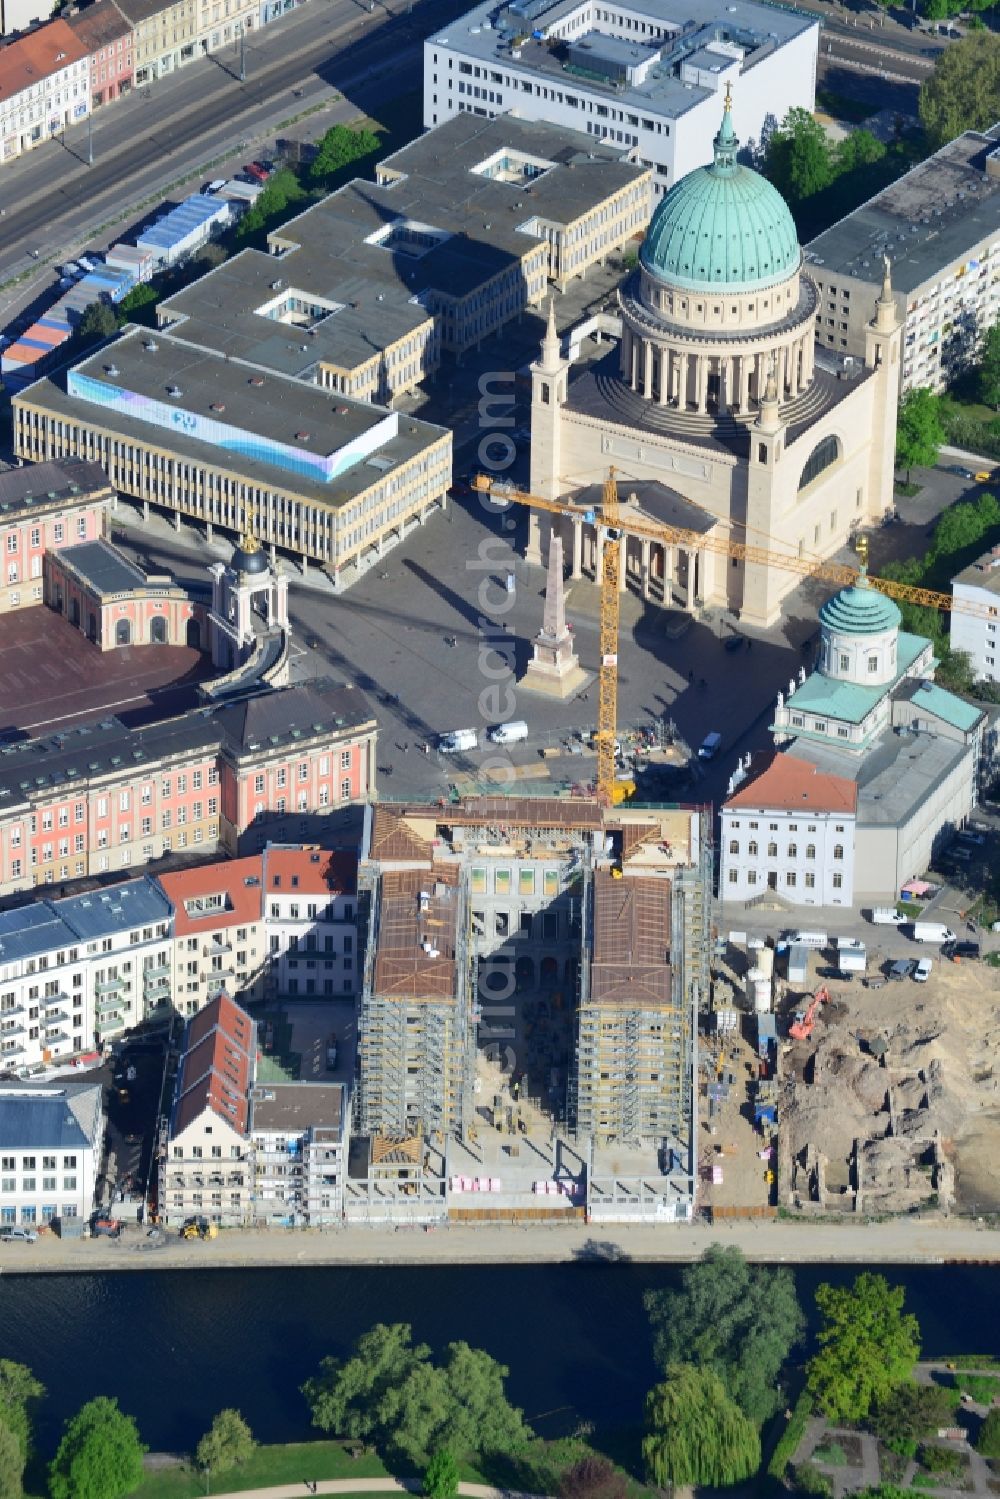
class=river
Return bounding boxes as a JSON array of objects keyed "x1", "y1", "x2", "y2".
[{"x1": 2, "y1": 1263, "x2": 999, "y2": 1456}]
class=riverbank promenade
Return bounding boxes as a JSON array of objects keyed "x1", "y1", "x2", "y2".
[{"x1": 4, "y1": 1217, "x2": 1000, "y2": 1272}]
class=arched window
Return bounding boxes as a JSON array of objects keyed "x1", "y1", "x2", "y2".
[
  {"x1": 748, "y1": 840, "x2": 758, "y2": 857},
  {"x1": 833, "y1": 845, "x2": 844, "y2": 861},
  {"x1": 798, "y1": 434, "x2": 841, "y2": 491},
  {"x1": 729, "y1": 840, "x2": 739, "y2": 855},
  {"x1": 806, "y1": 844, "x2": 816, "y2": 860},
  {"x1": 767, "y1": 842, "x2": 777, "y2": 858},
  {"x1": 788, "y1": 842, "x2": 797, "y2": 858}
]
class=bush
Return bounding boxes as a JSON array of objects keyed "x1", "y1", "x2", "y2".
[
  {"x1": 958, "y1": 1374, "x2": 1000, "y2": 1406},
  {"x1": 918, "y1": 1444, "x2": 964, "y2": 1477},
  {"x1": 977, "y1": 1410, "x2": 1000, "y2": 1457},
  {"x1": 769, "y1": 1389, "x2": 814, "y2": 1480},
  {"x1": 792, "y1": 1461, "x2": 834, "y2": 1497}
]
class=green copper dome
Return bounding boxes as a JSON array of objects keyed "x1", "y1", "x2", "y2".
[
  {"x1": 640, "y1": 100, "x2": 800, "y2": 293},
  {"x1": 819, "y1": 577, "x2": 902, "y2": 637}
]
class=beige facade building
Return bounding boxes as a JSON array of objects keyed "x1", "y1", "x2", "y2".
[
  {"x1": 528, "y1": 97, "x2": 902, "y2": 629},
  {"x1": 805, "y1": 127, "x2": 1000, "y2": 395},
  {"x1": 116, "y1": 0, "x2": 255, "y2": 86}
]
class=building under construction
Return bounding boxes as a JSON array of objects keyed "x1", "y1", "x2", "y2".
[{"x1": 351, "y1": 795, "x2": 710, "y2": 1224}]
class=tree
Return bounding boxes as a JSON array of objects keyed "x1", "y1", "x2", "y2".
[
  {"x1": 643, "y1": 1364, "x2": 761, "y2": 1490},
  {"x1": 978, "y1": 1409, "x2": 1000, "y2": 1458},
  {"x1": 307, "y1": 124, "x2": 380, "y2": 190},
  {"x1": 764, "y1": 107, "x2": 834, "y2": 204},
  {"x1": 423, "y1": 1447, "x2": 459, "y2": 1499},
  {"x1": 303, "y1": 1324, "x2": 530, "y2": 1468},
  {"x1": 835, "y1": 129, "x2": 886, "y2": 175},
  {"x1": 933, "y1": 645, "x2": 975, "y2": 693},
  {"x1": 48, "y1": 1397, "x2": 146, "y2": 1499},
  {"x1": 806, "y1": 1274, "x2": 920, "y2": 1423},
  {"x1": 870, "y1": 1382, "x2": 956, "y2": 1454},
  {"x1": 979, "y1": 322, "x2": 1000, "y2": 411},
  {"x1": 195, "y1": 1409, "x2": 256, "y2": 1483},
  {"x1": 77, "y1": 301, "x2": 120, "y2": 344},
  {"x1": 0, "y1": 1362, "x2": 43, "y2": 1464},
  {"x1": 895, "y1": 387, "x2": 946, "y2": 481},
  {"x1": 557, "y1": 1454, "x2": 627, "y2": 1499},
  {"x1": 644, "y1": 1243, "x2": 804, "y2": 1425},
  {"x1": 0, "y1": 1418, "x2": 23, "y2": 1499},
  {"x1": 235, "y1": 167, "x2": 307, "y2": 241},
  {"x1": 919, "y1": 34, "x2": 1000, "y2": 148}
]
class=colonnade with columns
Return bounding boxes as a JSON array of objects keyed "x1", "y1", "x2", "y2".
[
  {"x1": 619, "y1": 325, "x2": 816, "y2": 415},
  {"x1": 546, "y1": 512, "x2": 713, "y2": 612}
]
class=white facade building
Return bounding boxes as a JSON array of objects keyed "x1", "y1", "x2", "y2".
[
  {"x1": 262, "y1": 847, "x2": 358, "y2": 999},
  {"x1": 0, "y1": 21, "x2": 91, "y2": 166},
  {"x1": 0, "y1": 1081, "x2": 104, "y2": 1228},
  {"x1": 0, "y1": 879, "x2": 173, "y2": 1074},
  {"x1": 423, "y1": 0, "x2": 817, "y2": 197},
  {"x1": 721, "y1": 755, "x2": 857, "y2": 906},
  {"x1": 951, "y1": 547, "x2": 1000, "y2": 684},
  {"x1": 250, "y1": 1082, "x2": 347, "y2": 1226}
]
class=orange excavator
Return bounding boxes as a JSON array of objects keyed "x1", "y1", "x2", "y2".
[{"x1": 788, "y1": 986, "x2": 831, "y2": 1041}]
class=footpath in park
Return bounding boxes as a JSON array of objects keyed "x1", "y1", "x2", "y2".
[{"x1": 206, "y1": 1480, "x2": 545, "y2": 1499}]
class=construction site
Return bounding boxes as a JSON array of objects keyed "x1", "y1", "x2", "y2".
[{"x1": 346, "y1": 797, "x2": 710, "y2": 1226}]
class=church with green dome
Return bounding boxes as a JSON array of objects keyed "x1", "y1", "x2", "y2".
[{"x1": 527, "y1": 92, "x2": 904, "y2": 630}]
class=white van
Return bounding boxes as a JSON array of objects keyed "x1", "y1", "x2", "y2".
[
  {"x1": 439, "y1": 729, "x2": 477, "y2": 753},
  {"x1": 911, "y1": 922, "x2": 956, "y2": 944},
  {"x1": 870, "y1": 908, "x2": 906, "y2": 926},
  {"x1": 488, "y1": 720, "x2": 528, "y2": 745},
  {"x1": 784, "y1": 931, "x2": 827, "y2": 950}
]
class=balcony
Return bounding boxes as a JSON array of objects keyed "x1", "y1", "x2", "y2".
[
  {"x1": 95, "y1": 977, "x2": 125, "y2": 995},
  {"x1": 40, "y1": 990, "x2": 69, "y2": 1008},
  {"x1": 144, "y1": 960, "x2": 171, "y2": 980},
  {"x1": 143, "y1": 972, "x2": 170, "y2": 995},
  {"x1": 203, "y1": 939, "x2": 232, "y2": 957},
  {"x1": 95, "y1": 1013, "x2": 124, "y2": 1035}
]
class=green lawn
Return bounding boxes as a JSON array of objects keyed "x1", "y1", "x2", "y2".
[{"x1": 132, "y1": 1441, "x2": 402, "y2": 1498}]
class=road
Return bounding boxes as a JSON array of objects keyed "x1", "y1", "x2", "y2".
[
  {"x1": 0, "y1": 0, "x2": 468, "y2": 297},
  {"x1": 3, "y1": 1215, "x2": 1000, "y2": 1272}
]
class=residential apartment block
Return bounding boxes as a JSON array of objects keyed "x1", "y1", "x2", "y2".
[
  {"x1": 951, "y1": 546, "x2": 1000, "y2": 683},
  {"x1": 114, "y1": 0, "x2": 255, "y2": 87},
  {"x1": 262, "y1": 845, "x2": 358, "y2": 1000},
  {"x1": 250, "y1": 1081, "x2": 346, "y2": 1226},
  {"x1": 0, "y1": 1081, "x2": 105, "y2": 1228},
  {"x1": 0, "y1": 679, "x2": 377, "y2": 899},
  {"x1": 0, "y1": 458, "x2": 114, "y2": 615},
  {"x1": 162, "y1": 992, "x2": 255, "y2": 1226},
  {"x1": 0, "y1": 877, "x2": 173, "y2": 1071},
  {"x1": 423, "y1": 0, "x2": 817, "y2": 196},
  {"x1": 805, "y1": 126, "x2": 1000, "y2": 393},
  {"x1": 66, "y1": 0, "x2": 133, "y2": 106},
  {"x1": 0, "y1": 19, "x2": 90, "y2": 165}
]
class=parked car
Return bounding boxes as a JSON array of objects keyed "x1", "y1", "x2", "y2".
[
  {"x1": 889, "y1": 959, "x2": 915, "y2": 981},
  {"x1": 0, "y1": 1226, "x2": 37, "y2": 1243},
  {"x1": 723, "y1": 633, "x2": 745, "y2": 652},
  {"x1": 913, "y1": 958, "x2": 933, "y2": 983},
  {"x1": 944, "y1": 464, "x2": 973, "y2": 479},
  {"x1": 975, "y1": 471, "x2": 995, "y2": 484},
  {"x1": 244, "y1": 161, "x2": 270, "y2": 182},
  {"x1": 941, "y1": 940, "x2": 980, "y2": 961}
]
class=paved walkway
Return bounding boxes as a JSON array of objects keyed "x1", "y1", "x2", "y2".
[{"x1": 209, "y1": 1480, "x2": 545, "y2": 1499}]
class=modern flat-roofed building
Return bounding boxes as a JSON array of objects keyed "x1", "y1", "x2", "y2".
[
  {"x1": 14, "y1": 326, "x2": 452, "y2": 588},
  {"x1": 804, "y1": 127, "x2": 1000, "y2": 392},
  {"x1": 424, "y1": 0, "x2": 817, "y2": 197},
  {"x1": 0, "y1": 877, "x2": 173, "y2": 1072},
  {"x1": 0, "y1": 1081, "x2": 105, "y2": 1228},
  {"x1": 0, "y1": 458, "x2": 114, "y2": 615},
  {"x1": 154, "y1": 115, "x2": 650, "y2": 407},
  {"x1": 951, "y1": 546, "x2": 1000, "y2": 684},
  {"x1": 250, "y1": 1081, "x2": 347, "y2": 1225},
  {"x1": 161, "y1": 991, "x2": 255, "y2": 1227}
]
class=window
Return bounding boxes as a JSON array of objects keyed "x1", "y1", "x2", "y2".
[
  {"x1": 727, "y1": 869, "x2": 738, "y2": 883},
  {"x1": 839, "y1": 653, "x2": 849, "y2": 671},
  {"x1": 747, "y1": 840, "x2": 758, "y2": 857},
  {"x1": 728, "y1": 840, "x2": 738, "y2": 854},
  {"x1": 805, "y1": 873, "x2": 815, "y2": 889},
  {"x1": 254, "y1": 774, "x2": 265, "y2": 794},
  {"x1": 798, "y1": 434, "x2": 840, "y2": 491},
  {"x1": 767, "y1": 842, "x2": 777, "y2": 858},
  {"x1": 868, "y1": 655, "x2": 878, "y2": 673},
  {"x1": 833, "y1": 845, "x2": 844, "y2": 861},
  {"x1": 787, "y1": 842, "x2": 798, "y2": 859},
  {"x1": 786, "y1": 872, "x2": 797, "y2": 887},
  {"x1": 806, "y1": 844, "x2": 816, "y2": 860}
]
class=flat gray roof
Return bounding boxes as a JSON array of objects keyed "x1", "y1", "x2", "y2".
[
  {"x1": 428, "y1": 0, "x2": 815, "y2": 119},
  {"x1": 804, "y1": 128, "x2": 1000, "y2": 295},
  {"x1": 251, "y1": 1082, "x2": 344, "y2": 1135},
  {"x1": 21, "y1": 327, "x2": 450, "y2": 510},
  {"x1": 0, "y1": 458, "x2": 111, "y2": 520},
  {"x1": 787, "y1": 731, "x2": 969, "y2": 831},
  {"x1": 157, "y1": 116, "x2": 646, "y2": 375},
  {"x1": 0, "y1": 877, "x2": 171, "y2": 963},
  {"x1": 953, "y1": 550, "x2": 1000, "y2": 597},
  {"x1": 58, "y1": 539, "x2": 146, "y2": 596}
]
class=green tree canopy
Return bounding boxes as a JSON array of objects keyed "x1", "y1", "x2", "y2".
[
  {"x1": 836, "y1": 129, "x2": 886, "y2": 175},
  {"x1": 979, "y1": 322, "x2": 1000, "y2": 411},
  {"x1": 77, "y1": 301, "x2": 120, "y2": 344},
  {"x1": 896, "y1": 387, "x2": 946, "y2": 480},
  {"x1": 919, "y1": 34, "x2": 1000, "y2": 148},
  {"x1": 978, "y1": 1409, "x2": 1000, "y2": 1457},
  {"x1": 870, "y1": 1382, "x2": 957, "y2": 1453},
  {"x1": 48, "y1": 1396, "x2": 146, "y2": 1499},
  {"x1": 764, "y1": 107, "x2": 834, "y2": 204},
  {"x1": 644, "y1": 1243, "x2": 804, "y2": 1424},
  {"x1": 307, "y1": 125, "x2": 380, "y2": 190},
  {"x1": 806, "y1": 1274, "x2": 921, "y2": 1423},
  {"x1": 0, "y1": 1362, "x2": 43, "y2": 1463},
  {"x1": 302, "y1": 1323, "x2": 530, "y2": 1467},
  {"x1": 0, "y1": 1417, "x2": 23, "y2": 1499},
  {"x1": 195, "y1": 1409, "x2": 256, "y2": 1479},
  {"x1": 643, "y1": 1364, "x2": 761, "y2": 1489},
  {"x1": 235, "y1": 167, "x2": 307, "y2": 241},
  {"x1": 423, "y1": 1447, "x2": 460, "y2": 1499}
]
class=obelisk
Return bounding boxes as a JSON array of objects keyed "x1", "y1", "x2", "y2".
[{"x1": 519, "y1": 534, "x2": 590, "y2": 698}]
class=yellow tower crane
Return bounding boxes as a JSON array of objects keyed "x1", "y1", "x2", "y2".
[{"x1": 473, "y1": 470, "x2": 992, "y2": 807}]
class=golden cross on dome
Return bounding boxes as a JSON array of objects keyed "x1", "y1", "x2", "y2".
[{"x1": 724, "y1": 82, "x2": 733, "y2": 112}]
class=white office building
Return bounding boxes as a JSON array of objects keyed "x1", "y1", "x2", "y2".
[
  {"x1": 952, "y1": 546, "x2": 1000, "y2": 684},
  {"x1": 0, "y1": 1081, "x2": 104, "y2": 1228},
  {"x1": 423, "y1": 0, "x2": 818, "y2": 196}
]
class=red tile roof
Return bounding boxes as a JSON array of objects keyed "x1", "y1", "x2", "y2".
[
  {"x1": 725, "y1": 752, "x2": 857, "y2": 815},
  {"x1": 65, "y1": 0, "x2": 131, "y2": 53},
  {"x1": 0, "y1": 20, "x2": 90, "y2": 103},
  {"x1": 172, "y1": 993, "x2": 255, "y2": 1138},
  {"x1": 158, "y1": 855, "x2": 264, "y2": 936},
  {"x1": 262, "y1": 846, "x2": 357, "y2": 897}
]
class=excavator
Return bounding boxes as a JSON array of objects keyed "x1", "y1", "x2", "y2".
[{"x1": 788, "y1": 986, "x2": 831, "y2": 1041}]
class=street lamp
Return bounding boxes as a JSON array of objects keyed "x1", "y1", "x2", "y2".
[
  {"x1": 239, "y1": 30, "x2": 246, "y2": 82},
  {"x1": 87, "y1": 112, "x2": 93, "y2": 167}
]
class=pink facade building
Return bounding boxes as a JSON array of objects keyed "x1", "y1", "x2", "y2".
[
  {"x1": 66, "y1": 0, "x2": 133, "y2": 106},
  {"x1": 0, "y1": 459, "x2": 114, "y2": 615}
]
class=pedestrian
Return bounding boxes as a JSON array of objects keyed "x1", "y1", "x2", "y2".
[{"x1": 746, "y1": 639, "x2": 752, "y2": 652}]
